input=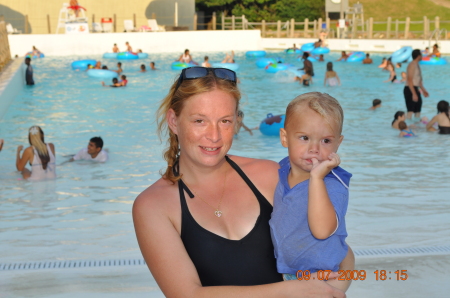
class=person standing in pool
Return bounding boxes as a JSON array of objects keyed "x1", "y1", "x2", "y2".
[
  {"x1": 404, "y1": 49, "x2": 429, "y2": 119},
  {"x1": 298, "y1": 52, "x2": 314, "y2": 76},
  {"x1": 133, "y1": 66, "x2": 354, "y2": 297},
  {"x1": 383, "y1": 58, "x2": 398, "y2": 83},
  {"x1": 25, "y1": 57, "x2": 34, "y2": 85},
  {"x1": 16, "y1": 126, "x2": 56, "y2": 180},
  {"x1": 362, "y1": 53, "x2": 373, "y2": 64},
  {"x1": 324, "y1": 62, "x2": 340, "y2": 86}
]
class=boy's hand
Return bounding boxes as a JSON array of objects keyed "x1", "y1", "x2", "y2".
[{"x1": 310, "y1": 153, "x2": 340, "y2": 179}]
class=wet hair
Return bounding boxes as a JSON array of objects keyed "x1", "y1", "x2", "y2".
[
  {"x1": 112, "y1": 78, "x2": 118, "y2": 84},
  {"x1": 184, "y1": 49, "x2": 189, "y2": 54},
  {"x1": 102, "y1": 65, "x2": 108, "y2": 69},
  {"x1": 114, "y1": 43, "x2": 117, "y2": 46},
  {"x1": 87, "y1": 64, "x2": 91, "y2": 68},
  {"x1": 141, "y1": 64, "x2": 146, "y2": 70},
  {"x1": 437, "y1": 100, "x2": 449, "y2": 119},
  {"x1": 204, "y1": 56, "x2": 209, "y2": 61},
  {"x1": 412, "y1": 49, "x2": 421, "y2": 60},
  {"x1": 303, "y1": 52, "x2": 310, "y2": 58},
  {"x1": 117, "y1": 62, "x2": 122, "y2": 66},
  {"x1": 326, "y1": 62, "x2": 333, "y2": 71},
  {"x1": 157, "y1": 70, "x2": 241, "y2": 183},
  {"x1": 90, "y1": 136, "x2": 103, "y2": 149},
  {"x1": 121, "y1": 75, "x2": 127, "y2": 80},
  {"x1": 372, "y1": 99, "x2": 382, "y2": 107},
  {"x1": 366, "y1": 53, "x2": 370, "y2": 57},
  {"x1": 28, "y1": 126, "x2": 50, "y2": 170},
  {"x1": 392, "y1": 111, "x2": 405, "y2": 125},
  {"x1": 434, "y1": 43, "x2": 439, "y2": 49},
  {"x1": 25, "y1": 57, "x2": 31, "y2": 63},
  {"x1": 381, "y1": 57, "x2": 386, "y2": 61},
  {"x1": 285, "y1": 92, "x2": 344, "y2": 135},
  {"x1": 150, "y1": 61, "x2": 155, "y2": 66},
  {"x1": 398, "y1": 121, "x2": 407, "y2": 130}
]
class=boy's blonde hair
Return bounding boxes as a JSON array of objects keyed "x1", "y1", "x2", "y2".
[{"x1": 285, "y1": 92, "x2": 344, "y2": 135}]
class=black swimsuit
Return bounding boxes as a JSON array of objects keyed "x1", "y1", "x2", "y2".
[
  {"x1": 439, "y1": 125, "x2": 450, "y2": 134},
  {"x1": 177, "y1": 156, "x2": 282, "y2": 286}
]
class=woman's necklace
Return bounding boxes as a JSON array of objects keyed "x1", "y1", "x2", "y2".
[{"x1": 183, "y1": 167, "x2": 228, "y2": 218}]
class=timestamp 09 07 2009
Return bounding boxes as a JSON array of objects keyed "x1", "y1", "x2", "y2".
[{"x1": 295, "y1": 270, "x2": 409, "y2": 281}]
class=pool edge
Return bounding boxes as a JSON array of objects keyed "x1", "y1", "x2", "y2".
[{"x1": 0, "y1": 59, "x2": 24, "y2": 120}]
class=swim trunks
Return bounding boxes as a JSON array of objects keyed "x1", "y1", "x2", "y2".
[{"x1": 403, "y1": 86, "x2": 422, "y2": 113}]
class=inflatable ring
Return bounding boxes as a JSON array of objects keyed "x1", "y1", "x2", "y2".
[
  {"x1": 286, "y1": 49, "x2": 302, "y2": 54},
  {"x1": 420, "y1": 56, "x2": 447, "y2": 65},
  {"x1": 256, "y1": 58, "x2": 284, "y2": 68},
  {"x1": 301, "y1": 43, "x2": 315, "y2": 52},
  {"x1": 246, "y1": 51, "x2": 266, "y2": 58},
  {"x1": 211, "y1": 63, "x2": 239, "y2": 71},
  {"x1": 25, "y1": 52, "x2": 44, "y2": 59},
  {"x1": 311, "y1": 47, "x2": 330, "y2": 55},
  {"x1": 265, "y1": 63, "x2": 289, "y2": 73},
  {"x1": 171, "y1": 61, "x2": 196, "y2": 70},
  {"x1": 103, "y1": 53, "x2": 118, "y2": 59},
  {"x1": 87, "y1": 69, "x2": 118, "y2": 79},
  {"x1": 138, "y1": 53, "x2": 149, "y2": 59},
  {"x1": 346, "y1": 52, "x2": 365, "y2": 62},
  {"x1": 117, "y1": 52, "x2": 139, "y2": 60},
  {"x1": 259, "y1": 113, "x2": 285, "y2": 136},
  {"x1": 71, "y1": 59, "x2": 97, "y2": 70},
  {"x1": 391, "y1": 46, "x2": 413, "y2": 63}
]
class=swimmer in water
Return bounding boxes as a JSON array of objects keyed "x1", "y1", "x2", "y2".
[
  {"x1": 391, "y1": 111, "x2": 406, "y2": 129},
  {"x1": 102, "y1": 78, "x2": 122, "y2": 87},
  {"x1": 94, "y1": 61, "x2": 102, "y2": 69},
  {"x1": 362, "y1": 53, "x2": 373, "y2": 64},
  {"x1": 150, "y1": 62, "x2": 157, "y2": 70},
  {"x1": 140, "y1": 64, "x2": 146, "y2": 72},
  {"x1": 337, "y1": 51, "x2": 348, "y2": 62},
  {"x1": 120, "y1": 75, "x2": 128, "y2": 86},
  {"x1": 318, "y1": 54, "x2": 325, "y2": 62},
  {"x1": 400, "y1": 71, "x2": 406, "y2": 83},
  {"x1": 398, "y1": 121, "x2": 416, "y2": 137},
  {"x1": 383, "y1": 58, "x2": 398, "y2": 83},
  {"x1": 378, "y1": 57, "x2": 388, "y2": 68},
  {"x1": 370, "y1": 99, "x2": 382, "y2": 110},
  {"x1": 125, "y1": 42, "x2": 133, "y2": 52},
  {"x1": 112, "y1": 44, "x2": 119, "y2": 53},
  {"x1": 102, "y1": 65, "x2": 108, "y2": 70},
  {"x1": 178, "y1": 49, "x2": 198, "y2": 65},
  {"x1": 202, "y1": 56, "x2": 211, "y2": 67},
  {"x1": 234, "y1": 110, "x2": 253, "y2": 136},
  {"x1": 222, "y1": 51, "x2": 235, "y2": 63},
  {"x1": 114, "y1": 62, "x2": 123, "y2": 74},
  {"x1": 324, "y1": 62, "x2": 341, "y2": 86},
  {"x1": 426, "y1": 100, "x2": 450, "y2": 134},
  {"x1": 295, "y1": 67, "x2": 313, "y2": 86}
]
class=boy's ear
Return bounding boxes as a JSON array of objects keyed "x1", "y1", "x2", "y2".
[
  {"x1": 280, "y1": 128, "x2": 288, "y2": 148},
  {"x1": 167, "y1": 109, "x2": 178, "y2": 135}
]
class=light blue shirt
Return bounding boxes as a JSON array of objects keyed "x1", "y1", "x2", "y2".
[{"x1": 269, "y1": 156, "x2": 351, "y2": 274}]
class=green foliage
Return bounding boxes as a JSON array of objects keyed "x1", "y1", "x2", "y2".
[{"x1": 196, "y1": 0, "x2": 325, "y2": 21}]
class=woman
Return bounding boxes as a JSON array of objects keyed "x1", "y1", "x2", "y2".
[
  {"x1": 383, "y1": 58, "x2": 397, "y2": 83},
  {"x1": 16, "y1": 126, "x2": 56, "y2": 180},
  {"x1": 378, "y1": 57, "x2": 387, "y2": 68},
  {"x1": 426, "y1": 100, "x2": 450, "y2": 134},
  {"x1": 133, "y1": 67, "x2": 353, "y2": 297},
  {"x1": 391, "y1": 111, "x2": 406, "y2": 129},
  {"x1": 324, "y1": 62, "x2": 341, "y2": 86},
  {"x1": 295, "y1": 67, "x2": 313, "y2": 86}
]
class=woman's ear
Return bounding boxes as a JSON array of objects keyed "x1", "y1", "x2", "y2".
[{"x1": 167, "y1": 109, "x2": 178, "y2": 135}]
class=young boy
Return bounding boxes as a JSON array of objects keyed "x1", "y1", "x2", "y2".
[
  {"x1": 370, "y1": 99, "x2": 382, "y2": 110},
  {"x1": 398, "y1": 121, "x2": 416, "y2": 137},
  {"x1": 269, "y1": 92, "x2": 352, "y2": 292}
]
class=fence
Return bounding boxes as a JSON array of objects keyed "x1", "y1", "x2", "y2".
[{"x1": 0, "y1": 17, "x2": 12, "y2": 72}]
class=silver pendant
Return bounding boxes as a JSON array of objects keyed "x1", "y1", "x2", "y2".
[{"x1": 215, "y1": 210, "x2": 222, "y2": 217}]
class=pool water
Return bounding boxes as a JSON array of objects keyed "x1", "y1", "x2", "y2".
[{"x1": 1, "y1": 51, "x2": 450, "y2": 267}]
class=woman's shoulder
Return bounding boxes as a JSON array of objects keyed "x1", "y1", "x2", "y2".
[{"x1": 227, "y1": 155, "x2": 279, "y2": 183}]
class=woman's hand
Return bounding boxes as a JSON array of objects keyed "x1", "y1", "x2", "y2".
[{"x1": 17, "y1": 145, "x2": 23, "y2": 152}]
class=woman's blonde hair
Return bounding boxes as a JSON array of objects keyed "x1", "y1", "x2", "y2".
[
  {"x1": 157, "y1": 71, "x2": 241, "y2": 183},
  {"x1": 285, "y1": 92, "x2": 344, "y2": 135},
  {"x1": 28, "y1": 126, "x2": 50, "y2": 169}
]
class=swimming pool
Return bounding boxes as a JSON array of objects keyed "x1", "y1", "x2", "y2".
[{"x1": 1, "y1": 52, "x2": 450, "y2": 296}]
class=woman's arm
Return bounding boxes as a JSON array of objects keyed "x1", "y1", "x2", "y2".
[
  {"x1": 326, "y1": 246, "x2": 355, "y2": 292},
  {"x1": 133, "y1": 180, "x2": 344, "y2": 298},
  {"x1": 426, "y1": 115, "x2": 438, "y2": 131},
  {"x1": 16, "y1": 146, "x2": 32, "y2": 171}
]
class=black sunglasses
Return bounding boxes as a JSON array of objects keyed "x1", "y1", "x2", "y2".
[{"x1": 175, "y1": 67, "x2": 237, "y2": 90}]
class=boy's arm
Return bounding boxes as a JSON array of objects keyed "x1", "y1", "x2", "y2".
[{"x1": 308, "y1": 153, "x2": 340, "y2": 239}]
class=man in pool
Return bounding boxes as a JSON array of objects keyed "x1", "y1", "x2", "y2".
[
  {"x1": 69, "y1": 137, "x2": 108, "y2": 163},
  {"x1": 114, "y1": 62, "x2": 122, "y2": 74},
  {"x1": 369, "y1": 99, "x2": 382, "y2": 110},
  {"x1": 112, "y1": 43, "x2": 119, "y2": 53},
  {"x1": 363, "y1": 53, "x2": 373, "y2": 64},
  {"x1": 25, "y1": 57, "x2": 34, "y2": 85},
  {"x1": 298, "y1": 52, "x2": 314, "y2": 76},
  {"x1": 404, "y1": 49, "x2": 429, "y2": 119},
  {"x1": 102, "y1": 78, "x2": 122, "y2": 87},
  {"x1": 150, "y1": 62, "x2": 158, "y2": 70}
]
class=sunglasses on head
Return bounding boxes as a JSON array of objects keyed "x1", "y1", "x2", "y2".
[{"x1": 175, "y1": 67, "x2": 237, "y2": 90}]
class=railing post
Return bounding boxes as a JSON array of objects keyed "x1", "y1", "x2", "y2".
[
  {"x1": 368, "y1": 17, "x2": 373, "y2": 39},
  {"x1": 262, "y1": 19, "x2": 266, "y2": 37},
  {"x1": 193, "y1": 13, "x2": 197, "y2": 30},
  {"x1": 318, "y1": 17, "x2": 322, "y2": 35},
  {"x1": 352, "y1": 13, "x2": 357, "y2": 38},
  {"x1": 231, "y1": 15, "x2": 235, "y2": 30},
  {"x1": 404, "y1": 17, "x2": 410, "y2": 39},
  {"x1": 221, "y1": 12, "x2": 224, "y2": 30},
  {"x1": 25, "y1": 15, "x2": 29, "y2": 34},
  {"x1": 113, "y1": 14, "x2": 116, "y2": 32},
  {"x1": 386, "y1": 17, "x2": 391, "y2": 39},
  {"x1": 435, "y1": 16, "x2": 440, "y2": 31},
  {"x1": 241, "y1": 15, "x2": 245, "y2": 29},
  {"x1": 313, "y1": 19, "x2": 317, "y2": 37},
  {"x1": 290, "y1": 18, "x2": 295, "y2": 38},
  {"x1": 304, "y1": 18, "x2": 309, "y2": 37},
  {"x1": 277, "y1": 20, "x2": 281, "y2": 38},
  {"x1": 395, "y1": 19, "x2": 399, "y2": 39},
  {"x1": 326, "y1": 17, "x2": 330, "y2": 33},
  {"x1": 212, "y1": 12, "x2": 216, "y2": 30},
  {"x1": 47, "y1": 14, "x2": 51, "y2": 34},
  {"x1": 423, "y1": 16, "x2": 428, "y2": 39}
]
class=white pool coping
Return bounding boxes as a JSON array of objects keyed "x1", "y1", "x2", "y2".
[{"x1": 0, "y1": 59, "x2": 24, "y2": 120}]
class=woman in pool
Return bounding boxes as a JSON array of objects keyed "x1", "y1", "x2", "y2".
[
  {"x1": 133, "y1": 66, "x2": 353, "y2": 297},
  {"x1": 378, "y1": 57, "x2": 387, "y2": 69},
  {"x1": 426, "y1": 100, "x2": 450, "y2": 134},
  {"x1": 383, "y1": 58, "x2": 398, "y2": 83},
  {"x1": 16, "y1": 126, "x2": 56, "y2": 180},
  {"x1": 324, "y1": 62, "x2": 340, "y2": 86},
  {"x1": 392, "y1": 111, "x2": 406, "y2": 129}
]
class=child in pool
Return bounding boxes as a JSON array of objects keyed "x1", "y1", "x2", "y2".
[
  {"x1": 324, "y1": 62, "x2": 340, "y2": 86},
  {"x1": 269, "y1": 92, "x2": 351, "y2": 292},
  {"x1": 369, "y1": 99, "x2": 382, "y2": 110},
  {"x1": 398, "y1": 121, "x2": 416, "y2": 137}
]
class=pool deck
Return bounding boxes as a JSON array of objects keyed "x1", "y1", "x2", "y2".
[{"x1": 7, "y1": 31, "x2": 450, "y2": 57}]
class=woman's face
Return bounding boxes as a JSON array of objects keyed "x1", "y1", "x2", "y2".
[
  {"x1": 168, "y1": 88, "x2": 237, "y2": 168},
  {"x1": 399, "y1": 114, "x2": 406, "y2": 121}
]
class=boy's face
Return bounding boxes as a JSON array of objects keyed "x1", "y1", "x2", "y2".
[{"x1": 280, "y1": 107, "x2": 343, "y2": 177}]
